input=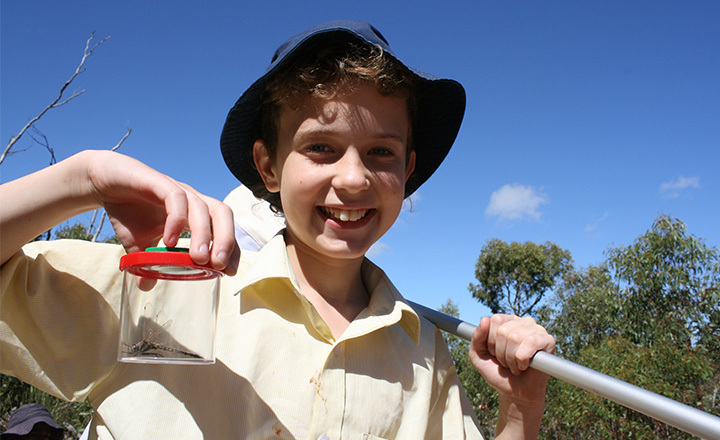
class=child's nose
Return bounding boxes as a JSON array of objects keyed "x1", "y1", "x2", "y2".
[{"x1": 332, "y1": 149, "x2": 371, "y2": 193}]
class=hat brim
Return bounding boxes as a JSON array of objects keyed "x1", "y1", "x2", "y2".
[
  {"x1": 2, "y1": 404, "x2": 63, "y2": 439},
  {"x1": 220, "y1": 23, "x2": 465, "y2": 197}
]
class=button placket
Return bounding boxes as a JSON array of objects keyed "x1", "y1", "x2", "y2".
[{"x1": 309, "y1": 342, "x2": 346, "y2": 440}]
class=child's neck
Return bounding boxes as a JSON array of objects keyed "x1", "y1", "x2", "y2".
[{"x1": 285, "y1": 241, "x2": 369, "y2": 339}]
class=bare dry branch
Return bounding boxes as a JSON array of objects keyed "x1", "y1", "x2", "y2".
[
  {"x1": 110, "y1": 127, "x2": 132, "y2": 151},
  {"x1": 54, "y1": 90, "x2": 87, "y2": 107},
  {"x1": 1, "y1": 145, "x2": 31, "y2": 158},
  {"x1": 27, "y1": 127, "x2": 56, "y2": 165},
  {"x1": 88, "y1": 209, "x2": 99, "y2": 232},
  {"x1": 91, "y1": 210, "x2": 107, "y2": 243},
  {"x1": 0, "y1": 31, "x2": 110, "y2": 166}
]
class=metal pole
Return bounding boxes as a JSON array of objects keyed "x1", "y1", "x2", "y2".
[{"x1": 408, "y1": 300, "x2": 720, "y2": 440}]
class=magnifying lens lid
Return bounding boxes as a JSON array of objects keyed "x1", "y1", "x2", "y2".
[{"x1": 120, "y1": 247, "x2": 223, "y2": 281}]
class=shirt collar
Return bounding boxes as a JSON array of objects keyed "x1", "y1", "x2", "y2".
[
  {"x1": 236, "y1": 232, "x2": 421, "y2": 345},
  {"x1": 236, "y1": 232, "x2": 299, "y2": 293}
]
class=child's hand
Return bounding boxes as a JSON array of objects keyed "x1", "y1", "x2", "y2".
[
  {"x1": 469, "y1": 315, "x2": 554, "y2": 438},
  {"x1": 85, "y1": 150, "x2": 240, "y2": 275},
  {"x1": 469, "y1": 314, "x2": 555, "y2": 406}
]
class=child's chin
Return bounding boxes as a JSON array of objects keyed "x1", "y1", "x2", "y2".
[{"x1": 317, "y1": 238, "x2": 372, "y2": 259}]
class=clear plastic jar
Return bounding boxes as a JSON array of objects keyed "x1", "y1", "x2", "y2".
[{"x1": 118, "y1": 247, "x2": 222, "y2": 364}]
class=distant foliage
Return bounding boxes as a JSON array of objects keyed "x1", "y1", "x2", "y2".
[
  {"x1": 469, "y1": 240, "x2": 572, "y2": 317},
  {"x1": 539, "y1": 215, "x2": 719, "y2": 439},
  {"x1": 55, "y1": 223, "x2": 95, "y2": 241},
  {"x1": 605, "y1": 215, "x2": 719, "y2": 349},
  {"x1": 54, "y1": 222, "x2": 121, "y2": 243},
  {"x1": 454, "y1": 214, "x2": 719, "y2": 439}
]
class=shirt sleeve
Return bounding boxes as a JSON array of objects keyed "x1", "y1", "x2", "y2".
[
  {"x1": 427, "y1": 328, "x2": 486, "y2": 440},
  {"x1": 0, "y1": 239, "x2": 125, "y2": 402}
]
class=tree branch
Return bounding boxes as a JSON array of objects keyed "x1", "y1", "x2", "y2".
[
  {"x1": 91, "y1": 210, "x2": 107, "y2": 243},
  {"x1": 27, "y1": 127, "x2": 56, "y2": 165},
  {"x1": 110, "y1": 127, "x2": 132, "y2": 151},
  {"x1": 1, "y1": 31, "x2": 110, "y2": 166}
]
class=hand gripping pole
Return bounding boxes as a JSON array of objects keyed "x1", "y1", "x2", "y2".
[{"x1": 408, "y1": 301, "x2": 720, "y2": 440}]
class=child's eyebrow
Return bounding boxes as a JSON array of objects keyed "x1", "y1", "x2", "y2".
[{"x1": 296, "y1": 129, "x2": 406, "y2": 144}]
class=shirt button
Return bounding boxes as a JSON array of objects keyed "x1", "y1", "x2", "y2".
[{"x1": 317, "y1": 436, "x2": 331, "y2": 440}]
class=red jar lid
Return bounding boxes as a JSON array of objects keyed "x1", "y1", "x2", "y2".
[{"x1": 119, "y1": 247, "x2": 223, "y2": 281}]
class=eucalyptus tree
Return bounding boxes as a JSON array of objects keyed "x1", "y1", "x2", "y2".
[
  {"x1": 469, "y1": 239, "x2": 572, "y2": 317},
  {"x1": 539, "y1": 215, "x2": 720, "y2": 439}
]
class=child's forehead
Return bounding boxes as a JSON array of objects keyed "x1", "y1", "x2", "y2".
[
  {"x1": 278, "y1": 83, "x2": 410, "y2": 138},
  {"x1": 281, "y1": 79, "x2": 408, "y2": 110}
]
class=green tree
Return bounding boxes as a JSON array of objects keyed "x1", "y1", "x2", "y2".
[
  {"x1": 469, "y1": 239, "x2": 572, "y2": 317},
  {"x1": 606, "y1": 215, "x2": 720, "y2": 349},
  {"x1": 537, "y1": 264, "x2": 619, "y2": 359},
  {"x1": 54, "y1": 223, "x2": 121, "y2": 244},
  {"x1": 540, "y1": 215, "x2": 720, "y2": 439},
  {"x1": 54, "y1": 223, "x2": 95, "y2": 241}
]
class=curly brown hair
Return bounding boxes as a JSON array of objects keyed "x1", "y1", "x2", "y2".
[{"x1": 253, "y1": 39, "x2": 417, "y2": 213}]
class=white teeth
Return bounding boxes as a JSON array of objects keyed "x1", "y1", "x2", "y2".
[{"x1": 323, "y1": 207, "x2": 369, "y2": 222}]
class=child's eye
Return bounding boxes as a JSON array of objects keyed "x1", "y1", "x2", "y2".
[
  {"x1": 305, "y1": 144, "x2": 332, "y2": 154},
  {"x1": 369, "y1": 147, "x2": 395, "y2": 157}
]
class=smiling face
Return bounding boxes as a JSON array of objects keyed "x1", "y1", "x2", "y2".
[{"x1": 254, "y1": 82, "x2": 415, "y2": 263}]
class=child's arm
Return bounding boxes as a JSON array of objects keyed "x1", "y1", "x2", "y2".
[
  {"x1": 469, "y1": 314, "x2": 555, "y2": 439},
  {"x1": 0, "y1": 150, "x2": 238, "y2": 273}
]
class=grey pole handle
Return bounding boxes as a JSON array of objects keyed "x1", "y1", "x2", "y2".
[{"x1": 408, "y1": 300, "x2": 720, "y2": 440}]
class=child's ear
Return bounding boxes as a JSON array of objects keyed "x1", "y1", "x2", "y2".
[
  {"x1": 253, "y1": 140, "x2": 280, "y2": 193},
  {"x1": 404, "y1": 150, "x2": 416, "y2": 184}
]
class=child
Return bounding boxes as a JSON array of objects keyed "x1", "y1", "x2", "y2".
[{"x1": 1, "y1": 20, "x2": 554, "y2": 439}]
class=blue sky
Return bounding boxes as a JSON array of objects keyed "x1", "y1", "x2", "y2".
[{"x1": 2, "y1": 1, "x2": 718, "y2": 323}]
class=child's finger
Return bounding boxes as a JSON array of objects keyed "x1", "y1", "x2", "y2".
[
  {"x1": 207, "y1": 202, "x2": 239, "y2": 273},
  {"x1": 136, "y1": 275, "x2": 158, "y2": 292},
  {"x1": 497, "y1": 317, "x2": 556, "y2": 374},
  {"x1": 489, "y1": 314, "x2": 514, "y2": 370},
  {"x1": 157, "y1": 185, "x2": 190, "y2": 250},
  {"x1": 184, "y1": 191, "x2": 213, "y2": 265},
  {"x1": 221, "y1": 243, "x2": 241, "y2": 276},
  {"x1": 516, "y1": 331, "x2": 556, "y2": 372}
]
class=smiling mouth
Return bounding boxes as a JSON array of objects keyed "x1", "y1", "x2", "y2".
[{"x1": 320, "y1": 207, "x2": 371, "y2": 222}]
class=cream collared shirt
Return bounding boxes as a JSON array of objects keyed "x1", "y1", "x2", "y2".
[{"x1": 1, "y1": 235, "x2": 483, "y2": 439}]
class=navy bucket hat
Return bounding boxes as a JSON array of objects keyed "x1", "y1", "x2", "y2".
[
  {"x1": 1, "y1": 404, "x2": 64, "y2": 440},
  {"x1": 220, "y1": 20, "x2": 466, "y2": 197}
]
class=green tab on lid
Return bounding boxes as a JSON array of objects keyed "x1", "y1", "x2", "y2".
[{"x1": 144, "y1": 247, "x2": 190, "y2": 253}]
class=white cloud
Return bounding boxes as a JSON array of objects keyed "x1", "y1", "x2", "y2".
[
  {"x1": 366, "y1": 242, "x2": 390, "y2": 258},
  {"x1": 485, "y1": 183, "x2": 548, "y2": 221},
  {"x1": 585, "y1": 212, "x2": 609, "y2": 236},
  {"x1": 402, "y1": 191, "x2": 421, "y2": 213},
  {"x1": 659, "y1": 176, "x2": 700, "y2": 198}
]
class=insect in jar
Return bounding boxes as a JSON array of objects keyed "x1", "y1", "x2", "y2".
[{"x1": 123, "y1": 317, "x2": 201, "y2": 359}]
